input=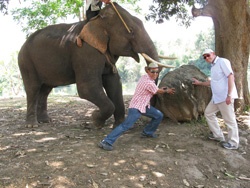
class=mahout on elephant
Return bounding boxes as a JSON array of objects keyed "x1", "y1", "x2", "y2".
[{"x1": 18, "y1": 3, "x2": 173, "y2": 128}]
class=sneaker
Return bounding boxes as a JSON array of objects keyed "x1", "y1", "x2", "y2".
[
  {"x1": 221, "y1": 142, "x2": 238, "y2": 150},
  {"x1": 141, "y1": 132, "x2": 159, "y2": 138},
  {"x1": 208, "y1": 133, "x2": 225, "y2": 142},
  {"x1": 98, "y1": 141, "x2": 113, "y2": 151}
]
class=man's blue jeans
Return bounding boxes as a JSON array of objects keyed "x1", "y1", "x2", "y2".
[{"x1": 103, "y1": 106, "x2": 163, "y2": 145}]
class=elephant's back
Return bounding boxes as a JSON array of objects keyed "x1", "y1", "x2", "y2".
[
  {"x1": 21, "y1": 21, "x2": 86, "y2": 50},
  {"x1": 18, "y1": 22, "x2": 83, "y2": 78}
]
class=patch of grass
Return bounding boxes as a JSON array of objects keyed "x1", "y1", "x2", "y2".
[
  {"x1": 187, "y1": 116, "x2": 207, "y2": 127},
  {"x1": 197, "y1": 115, "x2": 207, "y2": 125},
  {"x1": 243, "y1": 105, "x2": 250, "y2": 112}
]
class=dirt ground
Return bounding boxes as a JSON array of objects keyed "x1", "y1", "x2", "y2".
[{"x1": 0, "y1": 95, "x2": 250, "y2": 188}]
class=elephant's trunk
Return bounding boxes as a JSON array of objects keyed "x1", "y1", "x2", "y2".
[{"x1": 141, "y1": 53, "x2": 175, "y2": 68}]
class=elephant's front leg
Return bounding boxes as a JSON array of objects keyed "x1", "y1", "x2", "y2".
[
  {"x1": 77, "y1": 81, "x2": 115, "y2": 128},
  {"x1": 102, "y1": 72, "x2": 125, "y2": 128}
]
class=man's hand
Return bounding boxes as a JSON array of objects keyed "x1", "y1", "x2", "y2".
[
  {"x1": 192, "y1": 78, "x2": 200, "y2": 85},
  {"x1": 157, "y1": 87, "x2": 175, "y2": 94},
  {"x1": 192, "y1": 77, "x2": 211, "y2": 86},
  {"x1": 226, "y1": 96, "x2": 232, "y2": 105},
  {"x1": 166, "y1": 88, "x2": 175, "y2": 95}
]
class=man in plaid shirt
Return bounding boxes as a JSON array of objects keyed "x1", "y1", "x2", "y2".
[{"x1": 99, "y1": 62, "x2": 175, "y2": 151}]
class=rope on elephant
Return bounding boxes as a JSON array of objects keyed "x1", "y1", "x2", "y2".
[{"x1": 110, "y1": 1, "x2": 131, "y2": 33}]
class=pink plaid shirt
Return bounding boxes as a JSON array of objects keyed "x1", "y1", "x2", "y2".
[{"x1": 129, "y1": 74, "x2": 158, "y2": 113}]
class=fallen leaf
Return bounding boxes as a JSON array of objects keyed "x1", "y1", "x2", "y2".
[
  {"x1": 168, "y1": 133, "x2": 176, "y2": 136},
  {"x1": 92, "y1": 178, "x2": 98, "y2": 188},
  {"x1": 183, "y1": 179, "x2": 190, "y2": 187},
  {"x1": 176, "y1": 149, "x2": 186, "y2": 152},
  {"x1": 224, "y1": 172, "x2": 235, "y2": 178}
]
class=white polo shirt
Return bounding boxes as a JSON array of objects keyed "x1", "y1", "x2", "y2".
[{"x1": 210, "y1": 56, "x2": 238, "y2": 104}]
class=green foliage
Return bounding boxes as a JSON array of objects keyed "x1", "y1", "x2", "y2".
[
  {"x1": 243, "y1": 105, "x2": 250, "y2": 112},
  {"x1": 116, "y1": 56, "x2": 146, "y2": 94},
  {"x1": 10, "y1": 0, "x2": 141, "y2": 36},
  {"x1": 0, "y1": 0, "x2": 9, "y2": 15},
  {"x1": 157, "y1": 27, "x2": 215, "y2": 77},
  {"x1": 0, "y1": 52, "x2": 24, "y2": 96},
  {"x1": 197, "y1": 115, "x2": 207, "y2": 125},
  {"x1": 190, "y1": 29, "x2": 215, "y2": 75},
  {"x1": 146, "y1": 0, "x2": 207, "y2": 26},
  {"x1": 11, "y1": 0, "x2": 83, "y2": 35},
  {"x1": 116, "y1": 57, "x2": 143, "y2": 83}
]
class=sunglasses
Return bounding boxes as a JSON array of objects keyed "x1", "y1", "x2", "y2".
[
  {"x1": 149, "y1": 70, "x2": 159, "y2": 74},
  {"x1": 203, "y1": 54, "x2": 211, "y2": 59}
]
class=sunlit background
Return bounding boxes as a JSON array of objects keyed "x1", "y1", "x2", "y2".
[{"x1": 3, "y1": 0, "x2": 246, "y2": 98}]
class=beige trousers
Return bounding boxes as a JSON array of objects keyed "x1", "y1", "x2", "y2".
[{"x1": 205, "y1": 99, "x2": 239, "y2": 147}]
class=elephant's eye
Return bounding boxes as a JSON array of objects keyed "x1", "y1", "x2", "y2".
[
  {"x1": 129, "y1": 28, "x2": 134, "y2": 34},
  {"x1": 128, "y1": 28, "x2": 134, "y2": 38}
]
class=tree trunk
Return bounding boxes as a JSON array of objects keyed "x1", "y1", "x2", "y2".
[{"x1": 192, "y1": 0, "x2": 250, "y2": 113}]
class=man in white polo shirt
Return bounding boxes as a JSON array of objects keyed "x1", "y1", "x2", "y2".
[{"x1": 192, "y1": 49, "x2": 239, "y2": 150}]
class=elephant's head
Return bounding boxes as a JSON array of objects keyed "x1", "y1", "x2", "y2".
[{"x1": 77, "y1": 3, "x2": 174, "y2": 68}]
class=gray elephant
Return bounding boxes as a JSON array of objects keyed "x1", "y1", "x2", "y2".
[{"x1": 18, "y1": 3, "x2": 173, "y2": 127}]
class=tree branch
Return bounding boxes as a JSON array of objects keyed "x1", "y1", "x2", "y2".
[{"x1": 191, "y1": 5, "x2": 214, "y2": 18}]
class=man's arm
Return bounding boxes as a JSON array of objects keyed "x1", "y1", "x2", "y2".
[
  {"x1": 225, "y1": 73, "x2": 234, "y2": 105},
  {"x1": 192, "y1": 78, "x2": 211, "y2": 86},
  {"x1": 157, "y1": 87, "x2": 175, "y2": 94},
  {"x1": 227, "y1": 73, "x2": 234, "y2": 96}
]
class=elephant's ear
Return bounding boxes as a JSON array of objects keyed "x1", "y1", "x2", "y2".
[{"x1": 78, "y1": 18, "x2": 108, "y2": 54}]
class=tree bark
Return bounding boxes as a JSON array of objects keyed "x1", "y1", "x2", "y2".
[{"x1": 192, "y1": 0, "x2": 250, "y2": 113}]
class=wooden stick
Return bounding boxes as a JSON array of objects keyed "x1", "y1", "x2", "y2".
[
  {"x1": 238, "y1": 176, "x2": 250, "y2": 181},
  {"x1": 110, "y1": 1, "x2": 131, "y2": 33}
]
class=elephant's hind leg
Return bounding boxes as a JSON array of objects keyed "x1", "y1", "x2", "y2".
[
  {"x1": 25, "y1": 84, "x2": 40, "y2": 126},
  {"x1": 20, "y1": 69, "x2": 41, "y2": 126},
  {"x1": 37, "y1": 85, "x2": 53, "y2": 123}
]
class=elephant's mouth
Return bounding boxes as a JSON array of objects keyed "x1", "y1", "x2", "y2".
[{"x1": 141, "y1": 53, "x2": 176, "y2": 68}]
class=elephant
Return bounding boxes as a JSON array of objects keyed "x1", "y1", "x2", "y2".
[{"x1": 18, "y1": 2, "x2": 173, "y2": 128}]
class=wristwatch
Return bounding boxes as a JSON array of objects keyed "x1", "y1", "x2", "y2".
[{"x1": 227, "y1": 94, "x2": 231, "y2": 97}]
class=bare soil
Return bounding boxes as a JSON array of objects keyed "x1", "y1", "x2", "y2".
[{"x1": 0, "y1": 96, "x2": 250, "y2": 188}]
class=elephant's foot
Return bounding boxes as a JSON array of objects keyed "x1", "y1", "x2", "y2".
[
  {"x1": 92, "y1": 110, "x2": 107, "y2": 129},
  {"x1": 25, "y1": 114, "x2": 39, "y2": 128},
  {"x1": 25, "y1": 124, "x2": 39, "y2": 128},
  {"x1": 92, "y1": 120, "x2": 106, "y2": 129},
  {"x1": 25, "y1": 119, "x2": 39, "y2": 128},
  {"x1": 37, "y1": 114, "x2": 51, "y2": 123}
]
